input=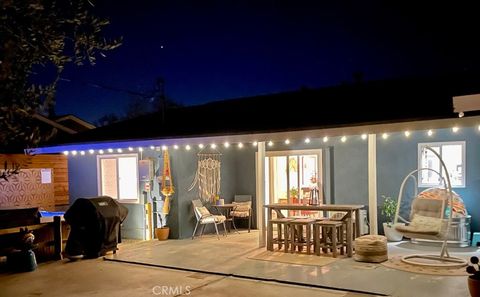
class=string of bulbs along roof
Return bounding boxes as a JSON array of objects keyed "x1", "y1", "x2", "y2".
[{"x1": 60, "y1": 126, "x2": 474, "y2": 156}]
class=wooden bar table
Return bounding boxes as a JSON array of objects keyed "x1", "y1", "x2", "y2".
[{"x1": 264, "y1": 204, "x2": 364, "y2": 257}]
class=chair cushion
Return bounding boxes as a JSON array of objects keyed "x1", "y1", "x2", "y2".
[
  {"x1": 231, "y1": 211, "x2": 250, "y2": 217},
  {"x1": 232, "y1": 201, "x2": 251, "y2": 212},
  {"x1": 201, "y1": 215, "x2": 226, "y2": 223},
  {"x1": 395, "y1": 214, "x2": 443, "y2": 235},
  {"x1": 196, "y1": 206, "x2": 211, "y2": 217}
]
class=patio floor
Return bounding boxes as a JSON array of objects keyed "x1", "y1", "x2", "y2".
[{"x1": 105, "y1": 231, "x2": 478, "y2": 297}]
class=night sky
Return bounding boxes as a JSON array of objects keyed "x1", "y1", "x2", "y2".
[{"x1": 54, "y1": 1, "x2": 480, "y2": 123}]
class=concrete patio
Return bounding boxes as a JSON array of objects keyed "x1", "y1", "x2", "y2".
[{"x1": 104, "y1": 231, "x2": 477, "y2": 297}]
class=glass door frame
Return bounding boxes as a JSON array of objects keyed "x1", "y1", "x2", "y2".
[{"x1": 265, "y1": 149, "x2": 323, "y2": 205}]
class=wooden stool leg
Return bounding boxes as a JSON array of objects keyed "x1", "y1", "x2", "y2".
[
  {"x1": 340, "y1": 225, "x2": 345, "y2": 255},
  {"x1": 284, "y1": 224, "x2": 289, "y2": 253},
  {"x1": 306, "y1": 224, "x2": 311, "y2": 255},
  {"x1": 290, "y1": 225, "x2": 295, "y2": 254},
  {"x1": 277, "y1": 223, "x2": 282, "y2": 250},
  {"x1": 321, "y1": 226, "x2": 328, "y2": 253},
  {"x1": 332, "y1": 226, "x2": 337, "y2": 258},
  {"x1": 314, "y1": 225, "x2": 320, "y2": 256}
]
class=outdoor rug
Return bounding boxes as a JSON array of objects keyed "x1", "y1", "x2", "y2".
[
  {"x1": 247, "y1": 251, "x2": 339, "y2": 266},
  {"x1": 381, "y1": 255, "x2": 469, "y2": 276}
]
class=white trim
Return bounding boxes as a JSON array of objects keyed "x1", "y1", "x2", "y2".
[
  {"x1": 256, "y1": 142, "x2": 266, "y2": 248},
  {"x1": 55, "y1": 115, "x2": 96, "y2": 129},
  {"x1": 96, "y1": 153, "x2": 140, "y2": 203},
  {"x1": 417, "y1": 141, "x2": 466, "y2": 188},
  {"x1": 32, "y1": 114, "x2": 77, "y2": 134},
  {"x1": 368, "y1": 134, "x2": 378, "y2": 235}
]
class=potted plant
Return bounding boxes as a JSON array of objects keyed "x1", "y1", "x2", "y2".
[
  {"x1": 154, "y1": 196, "x2": 170, "y2": 240},
  {"x1": 467, "y1": 256, "x2": 480, "y2": 297},
  {"x1": 290, "y1": 187, "x2": 299, "y2": 204},
  {"x1": 381, "y1": 195, "x2": 403, "y2": 241}
]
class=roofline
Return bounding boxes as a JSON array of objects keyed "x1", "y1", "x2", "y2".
[
  {"x1": 55, "y1": 115, "x2": 96, "y2": 129},
  {"x1": 29, "y1": 115, "x2": 480, "y2": 154},
  {"x1": 33, "y1": 114, "x2": 77, "y2": 134}
]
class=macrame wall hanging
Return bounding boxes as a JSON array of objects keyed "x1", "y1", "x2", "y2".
[{"x1": 188, "y1": 149, "x2": 222, "y2": 203}]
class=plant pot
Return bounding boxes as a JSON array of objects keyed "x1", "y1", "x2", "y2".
[
  {"x1": 469, "y1": 276, "x2": 480, "y2": 297},
  {"x1": 383, "y1": 222, "x2": 404, "y2": 242},
  {"x1": 155, "y1": 227, "x2": 170, "y2": 241}
]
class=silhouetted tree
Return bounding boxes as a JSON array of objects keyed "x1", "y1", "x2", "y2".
[{"x1": 0, "y1": 0, "x2": 122, "y2": 152}]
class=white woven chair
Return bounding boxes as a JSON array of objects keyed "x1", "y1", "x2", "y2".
[{"x1": 191, "y1": 199, "x2": 227, "y2": 240}]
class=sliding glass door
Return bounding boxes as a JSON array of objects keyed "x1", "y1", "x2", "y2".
[{"x1": 266, "y1": 149, "x2": 323, "y2": 207}]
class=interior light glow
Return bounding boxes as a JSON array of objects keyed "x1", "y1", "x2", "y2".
[
  {"x1": 361, "y1": 134, "x2": 367, "y2": 140},
  {"x1": 304, "y1": 138, "x2": 311, "y2": 144},
  {"x1": 341, "y1": 136, "x2": 347, "y2": 142},
  {"x1": 323, "y1": 136, "x2": 328, "y2": 143}
]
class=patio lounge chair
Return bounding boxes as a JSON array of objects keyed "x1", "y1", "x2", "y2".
[
  {"x1": 231, "y1": 195, "x2": 252, "y2": 232},
  {"x1": 191, "y1": 199, "x2": 227, "y2": 240},
  {"x1": 393, "y1": 146, "x2": 467, "y2": 268}
]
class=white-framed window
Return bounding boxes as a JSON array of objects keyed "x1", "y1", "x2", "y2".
[
  {"x1": 418, "y1": 141, "x2": 466, "y2": 188},
  {"x1": 97, "y1": 154, "x2": 139, "y2": 201}
]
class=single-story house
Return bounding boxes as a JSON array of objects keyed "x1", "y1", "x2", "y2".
[{"x1": 28, "y1": 75, "x2": 480, "y2": 245}]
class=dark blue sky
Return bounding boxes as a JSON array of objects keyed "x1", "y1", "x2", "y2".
[{"x1": 54, "y1": 1, "x2": 480, "y2": 123}]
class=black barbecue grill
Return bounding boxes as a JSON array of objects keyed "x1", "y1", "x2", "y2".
[{"x1": 64, "y1": 196, "x2": 128, "y2": 258}]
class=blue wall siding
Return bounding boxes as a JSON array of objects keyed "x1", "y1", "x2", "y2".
[{"x1": 377, "y1": 127, "x2": 480, "y2": 233}]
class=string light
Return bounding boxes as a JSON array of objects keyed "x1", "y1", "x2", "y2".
[
  {"x1": 63, "y1": 151, "x2": 69, "y2": 155},
  {"x1": 186, "y1": 145, "x2": 191, "y2": 151},
  {"x1": 304, "y1": 138, "x2": 310, "y2": 144},
  {"x1": 71, "y1": 150, "x2": 77, "y2": 156},
  {"x1": 253, "y1": 141, "x2": 258, "y2": 147},
  {"x1": 210, "y1": 144, "x2": 216, "y2": 149},
  {"x1": 173, "y1": 145, "x2": 179, "y2": 150},
  {"x1": 162, "y1": 145, "x2": 167, "y2": 150},
  {"x1": 223, "y1": 142, "x2": 230, "y2": 148},
  {"x1": 427, "y1": 130, "x2": 433, "y2": 136},
  {"x1": 99, "y1": 149, "x2": 104, "y2": 154},
  {"x1": 268, "y1": 141, "x2": 274, "y2": 147},
  {"x1": 478, "y1": 125, "x2": 480, "y2": 131},
  {"x1": 341, "y1": 136, "x2": 347, "y2": 142},
  {"x1": 150, "y1": 145, "x2": 155, "y2": 150},
  {"x1": 404, "y1": 131, "x2": 411, "y2": 137},
  {"x1": 382, "y1": 133, "x2": 389, "y2": 140},
  {"x1": 117, "y1": 148, "x2": 122, "y2": 153},
  {"x1": 198, "y1": 144, "x2": 204, "y2": 149},
  {"x1": 361, "y1": 134, "x2": 367, "y2": 140},
  {"x1": 108, "y1": 148, "x2": 113, "y2": 153},
  {"x1": 284, "y1": 139, "x2": 290, "y2": 144},
  {"x1": 238, "y1": 142, "x2": 244, "y2": 148},
  {"x1": 89, "y1": 149, "x2": 95, "y2": 154},
  {"x1": 138, "y1": 147, "x2": 143, "y2": 152},
  {"x1": 128, "y1": 147, "x2": 133, "y2": 151},
  {"x1": 323, "y1": 136, "x2": 328, "y2": 143},
  {"x1": 80, "y1": 151, "x2": 85, "y2": 156},
  {"x1": 452, "y1": 126, "x2": 459, "y2": 133}
]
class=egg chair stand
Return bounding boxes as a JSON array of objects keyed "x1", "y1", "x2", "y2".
[{"x1": 393, "y1": 146, "x2": 468, "y2": 268}]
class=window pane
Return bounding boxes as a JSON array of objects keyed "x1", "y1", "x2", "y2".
[
  {"x1": 101, "y1": 158, "x2": 118, "y2": 198},
  {"x1": 420, "y1": 146, "x2": 441, "y2": 185},
  {"x1": 442, "y1": 144, "x2": 463, "y2": 186},
  {"x1": 118, "y1": 157, "x2": 138, "y2": 199}
]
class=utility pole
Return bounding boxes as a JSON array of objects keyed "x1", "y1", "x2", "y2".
[{"x1": 155, "y1": 77, "x2": 166, "y2": 124}]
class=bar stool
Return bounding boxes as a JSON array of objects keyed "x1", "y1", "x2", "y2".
[
  {"x1": 268, "y1": 218, "x2": 293, "y2": 252},
  {"x1": 289, "y1": 218, "x2": 316, "y2": 254},
  {"x1": 314, "y1": 220, "x2": 344, "y2": 257}
]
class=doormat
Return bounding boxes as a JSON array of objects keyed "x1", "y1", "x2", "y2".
[
  {"x1": 381, "y1": 256, "x2": 468, "y2": 276},
  {"x1": 247, "y1": 251, "x2": 340, "y2": 267}
]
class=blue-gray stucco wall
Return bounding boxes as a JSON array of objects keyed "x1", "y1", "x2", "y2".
[{"x1": 377, "y1": 127, "x2": 480, "y2": 233}]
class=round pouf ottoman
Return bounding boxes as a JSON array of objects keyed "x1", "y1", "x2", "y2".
[{"x1": 354, "y1": 235, "x2": 388, "y2": 263}]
